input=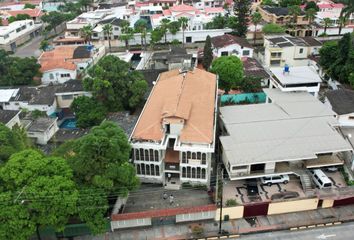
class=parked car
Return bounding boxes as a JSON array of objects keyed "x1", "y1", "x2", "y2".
[
  {"x1": 246, "y1": 179, "x2": 259, "y2": 196},
  {"x1": 310, "y1": 169, "x2": 333, "y2": 189},
  {"x1": 324, "y1": 167, "x2": 338, "y2": 173},
  {"x1": 260, "y1": 174, "x2": 289, "y2": 186}
]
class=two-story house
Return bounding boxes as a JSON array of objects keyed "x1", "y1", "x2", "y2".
[
  {"x1": 211, "y1": 34, "x2": 254, "y2": 58},
  {"x1": 130, "y1": 68, "x2": 218, "y2": 189}
]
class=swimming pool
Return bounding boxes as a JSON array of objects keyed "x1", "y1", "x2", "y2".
[{"x1": 60, "y1": 118, "x2": 77, "y2": 129}]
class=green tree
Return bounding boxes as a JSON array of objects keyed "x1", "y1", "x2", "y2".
[
  {"x1": 54, "y1": 122, "x2": 139, "y2": 233},
  {"x1": 305, "y1": 8, "x2": 317, "y2": 24},
  {"x1": 288, "y1": 5, "x2": 301, "y2": 27},
  {"x1": 81, "y1": 25, "x2": 93, "y2": 44},
  {"x1": 339, "y1": 0, "x2": 354, "y2": 28},
  {"x1": 207, "y1": 14, "x2": 227, "y2": 29},
  {"x1": 16, "y1": 14, "x2": 31, "y2": 21},
  {"x1": 79, "y1": 0, "x2": 92, "y2": 12},
  {"x1": 251, "y1": 12, "x2": 262, "y2": 45},
  {"x1": 83, "y1": 55, "x2": 148, "y2": 111},
  {"x1": 261, "y1": 0, "x2": 277, "y2": 6},
  {"x1": 150, "y1": 27, "x2": 164, "y2": 47},
  {"x1": 279, "y1": 0, "x2": 301, "y2": 7},
  {"x1": 239, "y1": 76, "x2": 262, "y2": 93},
  {"x1": 203, "y1": 35, "x2": 213, "y2": 70},
  {"x1": 71, "y1": 96, "x2": 107, "y2": 128},
  {"x1": 39, "y1": 40, "x2": 49, "y2": 51},
  {"x1": 0, "y1": 50, "x2": 41, "y2": 86},
  {"x1": 0, "y1": 124, "x2": 31, "y2": 162},
  {"x1": 160, "y1": 18, "x2": 171, "y2": 43},
  {"x1": 305, "y1": 2, "x2": 319, "y2": 11},
  {"x1": 0, "y1": 150, "x2": 79, "y2": 240},
  {"x1": 135, "y1": 19, "x2": 148, "y2": 50},
  {"x1": 319, "y1": 41, "x2": 338, "y2": 71},
  {"x1": 103, "y1": 24, "x2": 113, "y2": 52},
  {"x1": 58, "y1": 2, "x2": 82, "y2": 16},
  {"x1": 262, "y1": 23, "x2": 285, "y2": 34},
  {"x1": 168, "y1": 21, "x2": 181, "y2": 41},
  {"x1": 41, "y1": 11, "x2": 73, "y2": 34},
  {"x1": 119, "y1": 20, "x2": 134, "y2": 49},
  {"x1": 178, "y1": 17, "x2": 189, "y2": 46},
  {"x1": 226, "y1": 16, "x2": 238, "y2": 30},
  {"x1": 233, "y1": 0, "x2": 251, "y2": 37},
  {"x1": 323, "y1": 17, "x2": 331, "y2": 34},
  {"x1": 338, "y1": 15, "x2": 347, "y2": 35},
  {"x1": 24, "y1": 3, "x2": 36, "y2": 9},
  {"x1": 8, "y1": 16, "x2": 16, "y2": 24},
  {"x1": 210, "y1": 56, "x2": 244, "y2": 92}
]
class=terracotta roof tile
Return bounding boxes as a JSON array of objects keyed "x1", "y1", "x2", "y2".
[
  {"x1": 7, "y1": 8, "x2": 42, "y2": 18},
  {"x1": 39, "y1": 46, "x2": 79, "y2": 72},
  {"x1": 211, "y1": 34, "x2": 253, "y2": 49},
  {"x1": 132, "y1": 68, "x2": 217, "y2": 144},
  {"x1": 170, "y1": 4, "x2": 196, "y2": 12}
]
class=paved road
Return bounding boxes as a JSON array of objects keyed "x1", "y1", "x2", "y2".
[
  {"x1": 14, "y1": 35, "x2": 43, "y2": 58},
  {"x1": 236, "y1": 222, "x2": 354, "y2": 240}
]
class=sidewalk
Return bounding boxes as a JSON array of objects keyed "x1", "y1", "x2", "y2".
[{"x1": 75, "y1": 204, "x2": 354, "y2": 240}]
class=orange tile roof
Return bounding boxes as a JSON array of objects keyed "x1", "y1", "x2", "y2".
[
  {"x1": 39, "y1": 46, "x2": 78, "y2": 72},
  {"x1": 7, "y1": 8, "x2": 42, "y2": 18},
  {"x1": 170, "y1": 4, "x2": 197, "y2": 12},
  {"x1": 132, "y1": 68, "x2": 217, "y2": 144}
]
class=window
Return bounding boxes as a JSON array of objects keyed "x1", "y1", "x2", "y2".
[
  {"x1": 60, "y1": 73, "x2": 70, "y2": 78},
  {"x1": 146, "y1": 165, "x2": 150, "y2": 175},
  {"x1": 155, "y1": 165, "x2": 159, "y2": 176},
  {"x1": 232, "y1": 165, "x2": 248, "y2": 171},
  {"x1": 154, "y1": 150, "x2": 159, "y2": 161},
  {"x1": 348, "y1": 116, "x2": 354, "y2": 120},
  {"x1": 61, "y1": 95, "x2": 73, "y2": 100},
  {"x1": 137, "y1": 164, "x2": 141, "y2": 174},
  {"x1": 149, "y1": 149, "x2": 154, "y2": 161},
  {"x1": 150, "y1": 164, "x2": 155, "y2": 175},
  {"x1": 187, "y1": 151, "x2": 191, "y2": 160},
  {"x1": 144, "y1": 149, "x2": 149, "y2": 161},
  {"x1": 192, "y1": 168, "x2": 196, "y2": 178},
  {"x1": 197, "y1": 152, "x2": 201, "y2": 160},
  {"x1": 221, "y1": 51, "x2": 228, "y2": 56},
  {"x1": 242, "y1": 50, "x2": 250, "y2": 56},
  {"x1": 187, "y1": 167, "x2": 191, "y2": 178},
  {"x1": 114, "y1": 35, "x2": 119, "y2": 40},
  {"x1": 299, "y1": 48, "x2": 303, "y2": 54},
  {"x1": 140, "y1": 149, "x2": 144, "y2": 161},
  {"x1": 197, "y1": 168, "x2": 201, "y2": 179},
  {"x1": 182, "y1": 167, "x2": 186, "y2": 178},
  {"x1": 202, "y1": 153, "x2": 206, "y2": 164},
  {"x1": 135, "y1": 149, "x2": 140, "y2": 160},
  {"x1": 182, "y1": 152, "x2": 187, "y2": 163},
  {"x1": 186, "y1": 36, "x2": 192, "y2": 43},
  {"x1": 49, "y1": 73, "x2": 54, "y2": 80},
  {"x1": 192, "y1": 152, "x2": 196, "y2": 159},
  {"x1": 201, "y1": 168, "x2": 206, "y2": 179},
  {"x1": 141, "y1": 164, "x2": 145, "y2": 174}
]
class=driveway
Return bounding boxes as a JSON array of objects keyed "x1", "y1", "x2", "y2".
[{"x1": 13, "y1": 35, "x2": 43, "y2": 58}]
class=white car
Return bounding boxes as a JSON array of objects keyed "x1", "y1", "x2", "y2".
[{"x1": 260, "y1": 175, "x2": 290, "y2": 186}]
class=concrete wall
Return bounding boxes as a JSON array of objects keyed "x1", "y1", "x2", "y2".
[
  {"x1": 5, "y1": 113, "x2": 21, "y2": 129},
  {"x1": 321, "y1": 199, "x2": 334, "y2": 208},
  {"x1": 337, "y1": 113, "x2": 354, "y2": 127},
  {"x1": 111, "y1": 218, "x2": 152, "y2": 230},
  {"x1": 215, "y1": 206, "x2": 244, "y2": 220},
  {"x1": 56, "y1": 92, "x2": 91, "y2": 109},
  {"x1": 267, "y1": 198, "x2": 319, "y2": 215},
  {"x1": 176, "y1": 210, "x2": 215, "y2": 223},
  {"x1": 42, "y1": 69, "x2": 77, "y2": 85}
]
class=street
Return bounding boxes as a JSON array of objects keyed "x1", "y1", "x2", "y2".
[
  {"x1": 237, "y1": 222, "x2": 354, "y2": 240},
  {"x1": 13, "y1": 35, "x2": 43, "y2": 58}
]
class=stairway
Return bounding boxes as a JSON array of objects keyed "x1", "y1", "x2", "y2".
[{"x1": 293, "y1": 169, "x2": 315, "y2": 194}]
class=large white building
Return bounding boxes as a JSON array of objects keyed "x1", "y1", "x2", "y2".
[
  {"x1": 0, "y1": 19, "x2": 42, "y2": 52},
  {"x1": 130, "y1": 68, "x2": 218, "y2": 189}
]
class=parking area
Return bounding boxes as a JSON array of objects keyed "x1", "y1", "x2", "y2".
[
  {"x1": 223, "y1": 169, "x2": 347, "y2": 205},
  {"x1": 123, "y1": 184, "x2": 213, "y2": 213}
]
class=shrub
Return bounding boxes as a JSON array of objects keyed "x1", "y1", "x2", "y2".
[{"x1": 225, "y1": 199, "x2": 237, "y2": 207}]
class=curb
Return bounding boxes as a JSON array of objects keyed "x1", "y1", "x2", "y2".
[{"x1": 289, "y1": 221, "x2": 342, "y2": 231}]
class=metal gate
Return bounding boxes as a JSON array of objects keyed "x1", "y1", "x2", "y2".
[{"x1": 243, "y1": 202, "x2": 269, "y2": 217}]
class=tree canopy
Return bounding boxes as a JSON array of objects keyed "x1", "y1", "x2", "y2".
[
  {"x1": 83, "y1": 55, "x2": 148, "y2": 111},
  {"x1": 71, "y1": 96, "x2": 107, "y2": 128},
  {"x1": 210, "y1": 56, "x2": 244, "y2": 92},
  {"x1": 0, "y1": 124, "x2": 31, "y2": 162},
  {"x1": 279, "y1": 0, "x2": 301, "y2": 7},
  {"x1": 203, "y1": 35, "x2": 213, "y2": 70},
  {"x1": 0, "y1": 150, "x2": 78, "y2": 240},
  {"x1": 262, "y1": 23, "x2": 285, "y2": 34},
  {"x1": 53, "y1": 121, "x2": 139, "y2": 233},
  {"x1": 233, "y1": 0, "x2": 251, "y2": 37},
  {"x1": 319, "y1": 33, "x2": 354, "y2": 86},
  {"x1": 0, "y1": 50, "x2": 41, "y2": 86}
]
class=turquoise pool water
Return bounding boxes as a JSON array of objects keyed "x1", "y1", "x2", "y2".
[{"x1": 60, "y1": 118, "x2": 77, "y2": 129}]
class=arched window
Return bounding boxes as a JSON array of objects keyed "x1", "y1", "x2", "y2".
[
  {"x1": 149, "y1": 149, "x2": 154, "y2": 161},
  {"x1": 192, "y1": 152, "x2": 196, "y2": 159},
  {"x1": 137, "y1": 164, "x2": 141, "y2": 174},
  {"x1": 140, "y1": 149, "x2": 144, "y2": 161},
  {"x1": 182, "y1": 152, "x2": 186, "y2": 163},
  {"x1": 197, "y1": 167, "x2": 201, "y2": 179},
  {"x1": 145, "y1": 149, "x2": 149, "y2": 161},
  {"x1": 192, "y1": 168, "x2": 196, "y2": 178},
  {"x1": 202, "y1": 168, "x2": 206, "y2": 179},
  {"x1": 187, "y1": 167, "x2": 191, "y2": 178},
  {"x1": 150, "y1": 164, "x2": 155, "y2": 175},
  {"x1": 197, "y1": 152, "x2": 201, "y2": 160},
  {"x1": 155, "y1": 165, "x2": 160, "y2": 176},
  {"x1": 182, "y1": 167, "x2": 186, "y2": 178},
  {"x1": 135, "y1": 149, "x2": 140, "y2": 160},
  {"x1": 146, "y1": 164, "x2": 150, "y2": 175},
  {"x1": 187, "y1": 151, "x2": 191, "y2": 160},
  {"x1": 154, "y1": 150, "x2": 159, "y2": 162},
  {"x1": 141, "y1": 164, "x2": 145, "y2": 175}
]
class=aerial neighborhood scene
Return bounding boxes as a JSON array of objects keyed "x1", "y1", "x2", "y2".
[{"x1": 1, "y1": 0, "x2": 354, "y2": 239}]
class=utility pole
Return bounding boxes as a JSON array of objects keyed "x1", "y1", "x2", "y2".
[{"x1": 218, "y1": 167, "x2": 224, "y2": 235}]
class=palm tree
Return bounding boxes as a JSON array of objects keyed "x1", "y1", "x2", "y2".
[
  {"x1": 103, "y1": 24, "x2": 113, "y2": 52},
  {"x1": 288, "y1": 5, "x2": 301, "y2": 26},
  {"x1": 178, "y1": 17, "x2": 189, "y2": 47},
  {"x1": 338, "y1": 0, "x2": 354, "y2": 35},
  {"x1": 251, "y1": 12, "x2": 262, "y2": 45},
  {"x1": 134, "y1": 19, "x2": 148, "y2": 50},
  {"x1": 305, "y1": 8, "x2": 317, "y2": 24},
  {"x1": 168, "y1": 21, "x2": 181, "y2": 42},
  {"x1": 160, "y1": 18, "x2": 171, "y2": 44},
  {"x1": 323, "y1": 17, "x2": 331, "y2": 34},
  {"x1": 338, "y1": 15, "x2": 347, "y2": 35},
  {"x1": 81, "y1": 25, "x2": 93, "y2": 44}
]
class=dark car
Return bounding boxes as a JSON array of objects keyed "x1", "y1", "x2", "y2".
[{"x1": 246, "y1": 179, "x2": 259, "y2": 196}]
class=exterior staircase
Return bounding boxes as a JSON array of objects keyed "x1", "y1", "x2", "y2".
[{"x1": 293, "y1": 169, "x2": 316, "y2": 194}]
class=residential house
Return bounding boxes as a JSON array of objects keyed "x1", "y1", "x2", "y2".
[
  {"x1": 92, "y1": 17, "x2": 123, "y2": 42},
  {"x1": 0, "y1": 89, "x2": 19, "y2": 109},
  {"x1": 0, "y1": 109, "x2": 21, "y2": 129},
  {"x1": 22, "y1": 117, "x2": 59, "y2": 145},
  {"x1": 269, "y1": 66, "x2": 322, "y2": 98},
  {"x1": 211, "y1": 34, "x2": 254, "y2": 58},
  {"x1": 0, "y1": 19, "x2": 42, "y2": 52},
  {"x1": 130, "y1": 68, "x2": 218, "y2": 189},
  {"x1": 263, "y1": 34, "x2": 322, "y2": 67},
  {"x1": 150, "y1": 47, "x2": 194, "y2": 70},
  {"x1": 325, "y1": 89, "x2": 354, "y2": 127},
  {"x1": 55, "y1": 80, "x2": 91, "y2": 110},
  {"x1": 38, "y1": 45, "x2": 93, "y2": 85},
  {"x1": 219, "y1": 88, "x2": 352, "y2": 185},
  {"x1": 4, "y1": 8, "x2": 43, "y2": 23},
  {"x1": 242, "y1": 57, "x2": 270, "y2": 87},
  {"x1": 258, "y1": 6, "x2": 312, "y2": 37}
]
